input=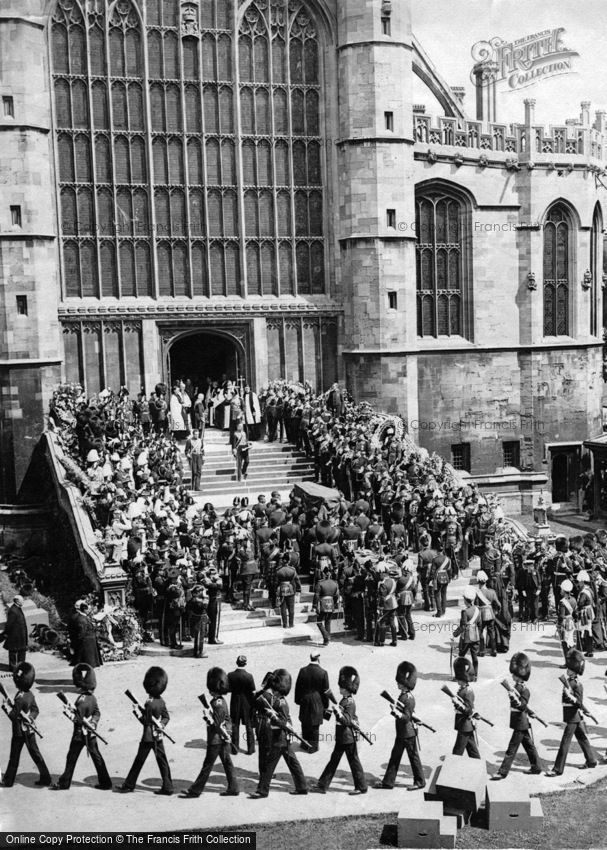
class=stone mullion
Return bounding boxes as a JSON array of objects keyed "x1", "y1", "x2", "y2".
[
  {"x1": 285, "y1": 29, "x2": 298, "y2": 296},
  {"x1": 197, "y1": 28, "x2": 211, "y2": 298},
  {"x1": 141, "y1": 8, "x2": 159, "y2": 300},
  {"x1": 431, "y1": 200, "x2": 438, "y2": 337},
  {"x1": 177, "y1": 25, "x2": 194, "y2": 298},
  {"x1": 84, "y1": 15, "x2": 101, "y2": 299},
  {"x1": 268, "y1": 25, "x2": 280, "y2": 299},
  {"x1": 99, "y1": 319, "x2": 108, "y2": 390},
  {"x1": 107, "y1": 13, "x2": 123, "y2": 301},
  {"x1": 234, "y1": 20, "x2": 247, "y2": 299},
  {"x1": 119, "y1": 319, "x2": 128, "y2": 388}
]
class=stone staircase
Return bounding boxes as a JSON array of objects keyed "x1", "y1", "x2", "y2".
[{"x1": 179, "y1": 428, "x2": 315, "y2": 509}]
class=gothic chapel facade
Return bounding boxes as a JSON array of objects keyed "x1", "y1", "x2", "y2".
[{"x1": 1, "y1": 0, "x2": 606, "y2": 511}]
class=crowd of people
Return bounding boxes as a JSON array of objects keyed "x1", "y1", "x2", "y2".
[{"x1": 41, "y1": 380, "x2": 607, "y2": 677}]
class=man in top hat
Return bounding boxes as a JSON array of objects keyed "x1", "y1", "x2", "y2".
[
  {"x1": 546, "y1": 649, "x2": 598, "y2": 776},
  {"x1": 313, "y1": 666, "x2": 367, "y2": 795},
  {"x1": 1, "y1": 595, "x2": 28, "y2": 671},
  {"x1": 294, "y1": 651, "x2": 330, "y2": 753},
  {"x1": 119, "y1": 666, "x2": 173, "y2": 795},
  {"x1": 492, "y1": 652, "x2": 542, "y2": 780},
  {"x1": 375, "y1": 661, "x2": 425, "y2": 791},
  {"x1": 53, "y1": 664, "x2": 112, "y2": 790},
  {"x1": 228, "y1": 656, "x2": 256, "y2": 755},
  {"x1": 1, "y1": 662, "x2": 52, "y2": 788}
]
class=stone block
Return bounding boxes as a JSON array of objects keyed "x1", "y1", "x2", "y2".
[
  {"x1": 484, "y1": 782, "x2": 544, "y2": 831},
  {"x1": 435, "y1": 755, "x2": 487, "y2": 813},
  {"x1": 397, "y1": 800, "x2": 457, "y2": 849}
]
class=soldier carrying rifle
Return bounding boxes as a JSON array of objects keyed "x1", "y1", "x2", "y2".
[{"x1": 1, "y1": 662, "x2": 51, "y2": 788}]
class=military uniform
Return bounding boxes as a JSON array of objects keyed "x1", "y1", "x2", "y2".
[
  {"x1": 121, "y1": 667, "x2": 173, "y2": 795},
  {"x1": 185, "y1": 688, "x2": 239, "y2": 797},
  {"x1": 252, "y1": 687, "x2": 308, "y2": 797},
  {"x1": 316, "y1": 693, "x2": 367, "y2": 793},
  {"x1": 2, "y1": 664, "x2": 51, "y2": 787},
  {"x1": 549, "y1": 672, "x2": 598, "y2": 775},
  {"x1": 381, "y1": 688, "x2": 424, "y2": 788},
  {"x1": 314, "y1": 575, "x2": 339, "y2": 645},
  {"x1": 494, "y1": 654, "x2": 542, "y2": 778}
]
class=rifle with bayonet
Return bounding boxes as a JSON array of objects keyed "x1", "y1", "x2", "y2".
[
  {"x1": 198, "y1": 693, "x2": 238, "y2": 755},
  {"x1": 0, "y1": 682, "x2": 43, "y2": 739},
  {"x1": 558, "y1": 675, "x2": 598, "y2": 724},
  {"x1": 440, "y1": 684, "x2": 494, "y2": 727},
  {"x1": 125, "y1": 689, "x2": 176, "y2": 743},
  {"x1": 500, "y1": 680, "x2": 548, "y2": 727},
  {"x1": 380, "y1": 690, "x2": 436, "y2": 733},
  {"x1": 325, "y1": 688, "x2": 374, "y2": 745},
  {"x1": 57, "y1": 692, "x2": 108, "y2": 745},
  {"x1": 256, "y1": 693, "x2": 312, "y2": 750}
]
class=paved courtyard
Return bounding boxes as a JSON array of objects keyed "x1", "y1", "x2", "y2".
[{"x1": 2, "y1": 589, "x2": 607, "y2": 834}]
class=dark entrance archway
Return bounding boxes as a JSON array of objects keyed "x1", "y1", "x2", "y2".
[
  {"x1": 168, "y1": 331, "x2": 243, "y2": 392},
  {"x1": 550, "y1": 445, "x2": 580, "y2": 504}
]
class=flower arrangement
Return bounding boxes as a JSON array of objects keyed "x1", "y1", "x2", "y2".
[{"x1": 94, "y1": 605, "x2": 143, "y2": 662}]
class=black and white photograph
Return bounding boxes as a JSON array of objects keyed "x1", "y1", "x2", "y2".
[{"x1": 2, "y1": 0, "x2": 607, "y2": 847}]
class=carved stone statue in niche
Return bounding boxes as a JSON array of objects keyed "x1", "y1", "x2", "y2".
[{"x1": 181, "y1": 1, "x2": 200, "y2": 37}]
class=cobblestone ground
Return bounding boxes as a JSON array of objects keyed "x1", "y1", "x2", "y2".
[{"x1": 2, "y1": 564, "x2": 607, "y2": 834}]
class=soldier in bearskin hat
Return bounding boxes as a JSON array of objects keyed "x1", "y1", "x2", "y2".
[
  {"x1": 182, "y1": 667, "x2": 240, "y2": 798},
  {"x1": 375, "y1": 661, "x2": 425, "y2": 791},
  {"x1": 546, "y1": 649, "x2": 599, "y2": 776},
  {"x1": 313, "y1": 666, "x2": 367, "y2": 795},
  {"x1": 249, "y1": 669, "x2": 308, "y2": 798},
  {"x1": 492, "y1": 652, "x2": 542, "y2": 780},
  {"x1": 53, "y1": 664, "x2": 112, "y2": 790},
  {"x1": 119, "y1": 667, "x2": 173, "y2": 795},
  {"x1": 1, "y1": 662, "x2": 52, "y2": 787},
  {"x1": 450, "y1": 657, "x2": 481, "y2": 759}
]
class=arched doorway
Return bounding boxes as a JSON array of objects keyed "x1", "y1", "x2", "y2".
[{"x1": 168, "y1": 331, "x2": 244, "y2": 393}]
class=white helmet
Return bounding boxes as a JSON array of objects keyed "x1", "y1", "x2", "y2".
[
  {"x1": 577, "y1": 570, "x2": 590, "y2": 584},
  {"x1": 463, "y1": 587, "x2": 477, "y2": 602},
  {"x1": 476, "y1": 570, "x2": 488, "y2": 583},
  {"x1": 561, "y1": 579, "x2": 573, "y2": 593}
]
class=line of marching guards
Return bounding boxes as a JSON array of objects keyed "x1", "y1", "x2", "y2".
[{"x1": 1, "y1": 643, "x2": 604, "y2": 795}]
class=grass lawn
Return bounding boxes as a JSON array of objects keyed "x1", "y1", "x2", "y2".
[{"x1": 225, "y1": 776, "x2": 607, "y2": 850}]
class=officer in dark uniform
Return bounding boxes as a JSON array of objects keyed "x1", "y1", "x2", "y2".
[
  {"x1": 313, "y1": 666, "x2": 367, "y2": 795},
  {"x1": 119, "y1": 666, "x2": 173, "y2": 795},
  {"x1": 417, "y1": 539, "x2": 437, "y2": 611},
  {"x1": 375, "y1": 661, "x2": 425, "y2": 790},
  {"x1": 546, "y1": 649, "x2": 598, "y2": 776},
  {"x1": 187, "y1": 583, "x2": 208, "y2": 658},
  {"x1": 227, "y1": 655, "x2": 256, "y2": 755},
  {"x1": 492, "y1": 652, "x2": 543, "y2": 779},
  {"x1": 1, "y1": 662, "x2": 51, "y2": 787},
  {"x1": 53, "y1": 663, "x2": 112, "y2": 790},
  {"x1": 450, "y1": 657, "x2": 480, "y2": 758},
  {"x1": 314, "y1": 567, "x2": 340, "y2": 646},
  {"x1": 182, "y1": 667, "x2": 240, "y2": 797},
  {"x1": 205, "y1": 567, "x2": 224, "y2": 645},
  {"x1": 294, "y1": 651, "x2": 330, "y2": 753},
  {"x1": 249, "y1": 669, "x2": 308, "y2": 798},
  {"x1": 275, "y1": 556, "x2": 301, "y2": 629}
]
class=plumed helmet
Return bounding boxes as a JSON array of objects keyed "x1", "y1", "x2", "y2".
[
  {"x1": 453, "y1": 656, "x2": 473, "y2": 683},
  {"x1": 462, "y1": 586, "x2": 477, "y2": 602},
  {"x1": 13, "y1": 661, "x2": 35, "y2": 692},
  {"x1": 476, "y1": 570, "x2": 488, "y2": 583},
  {"x1": 338, "y1": 665, "x2": 360, "y2": 695},
  {"x1": 577, "y1": 570, "x2": 590, "y2": 584},
  {"x1": 271, "y1": 668, "x2": 292, "y2": 696},
  {"x1": 207, "y1": 667, "x2": 229, "y2": 695},
  {"x1": 561, "y1": 579, "x2": 573, "y2": 593},
  {"x1": 566, "y1": 648, "x2": 585, "y2": 676},
  {"x1": 509, "y1": 652, "x2": 531, "y2": 682},
  {"x1": 396, "y1": 661, "x2": 418, "y2": 691},
  {"x1": 143, "y1": 665, "x2": 168, "y2": 697},
  {"x1": 72, "y1": 663, "x2": 96, "y2": 691}
]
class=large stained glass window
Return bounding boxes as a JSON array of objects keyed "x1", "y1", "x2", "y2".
[
  {"x1": 543, "y1": 204, "x2": 571, "y2": 336},
  {"x1": 51, "y1": 0, "x2": 326, "y2": 299},
  {"x1": 415, "y1": 187, "x2": 471, "y2": 338}
]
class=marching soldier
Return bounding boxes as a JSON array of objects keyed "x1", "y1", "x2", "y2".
[
  {"x1": 375, "y1": 661, "x2": 425, "y2": 791},
  {"x1": 546, "y1": 649, "x2": 599, "y2": 776},
  {"x1": 491, "y1": 653, "x2": 543, "y2": 779},
  {"x1": 313, "y1": 666, "x2": 367, "y2": 795},
  {"x1": 181, "y1": 667, "x2": 240, "y2": 798},
  {"x1": 450, "y1": 657, "x2": 480, "y2": 759},
  {"x1": 1, "y1": 662, "x2": 51, "y2": 788},
  {"x1": 249, "y1": 669, "x2": 308, "y2": 798},
  {"x1": 119, "y1": 666, "x2": 173, "y2": 795},
  {"x1": 53, "y1": 663, "x2": 112, "y2": 791}
]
